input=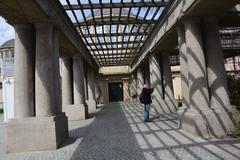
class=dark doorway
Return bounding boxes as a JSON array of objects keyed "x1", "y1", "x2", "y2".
[{"x1": 108, "y1": 82, "x2": 124, "y2": 102}]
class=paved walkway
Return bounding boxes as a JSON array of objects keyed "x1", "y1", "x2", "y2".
[{"x1": 0, "y1": 101, "x2": 240, "y2": 160}]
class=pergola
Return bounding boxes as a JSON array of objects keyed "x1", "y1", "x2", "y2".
[{"x1": 60, "y1": 0, "x2": 173, "y2": 66}]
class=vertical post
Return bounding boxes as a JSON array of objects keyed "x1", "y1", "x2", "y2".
[
  {"x1": 73, "y1": 55, "x2": 86, "y2": 105},
  {"x1": 203, "y1": 17, "x2": 235, "y2": 132},
  {"x1": 14, "y1": 24, "x2": 35, "y2": 118},
  {"x1": 61, "y1": 57, "x2": 73, "y2": 105},
  {"x1": 35, "y1": 23, "x2": 59, "y2": 116},
  {"x1": 87, "y1": 67, "x2": 97, "y2": 112},
  {"x1": 137, "y1": 67, "x2": 144, "y2": 96},
  {"x1": 176, "y1": 24, "x2": 189, "y2": 109},
  {"x1": 161, "y1": 53, "x2": 177, "y2": 112}
]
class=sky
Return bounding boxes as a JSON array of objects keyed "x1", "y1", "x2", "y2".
[{"x1": 0, "y1": 16, "x2": 15, "y2": 46}]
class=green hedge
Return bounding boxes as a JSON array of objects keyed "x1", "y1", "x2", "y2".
[
  {"x1": 0, "y1": 108, "x2": 3, "y2": 113},
  {"x1": 227, "y1": 75, "x2": 240, "y2": 111},
  {"x1": 236, "y1": 120, "x2": 240, "y2": 137}
]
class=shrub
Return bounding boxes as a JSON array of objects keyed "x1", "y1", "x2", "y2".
[
  {"x1": 227, "y1": 74, "x2": 240, "y2": 111},
  {"x1": 236, "y1": 120, "x2": 240, "y2": 137},
  {"x1": 0, "y1": 108, "x2": 3, "y2": 113}
]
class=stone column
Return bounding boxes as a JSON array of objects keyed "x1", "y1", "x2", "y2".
[
  {"x1": 73, "y1": 55, "x2": 85, "y2": 105},
  {"x1": 6, "y1": 23, "x2": 68, "y2": 153},
  {"x1": 180, "y1": 17, "x2": 229, "y2": 138},
  {"x1": 94, "y1": 73, "x2": 101, "y2": 104},
  {"x1": 176, "y1": 24, "x2": 189, "y2": 109},
  {"x1": 180, "y1": 18, "x2": 210, "y2": 137},
  {"x1": 161, "y1": 53, "x2": 177, "y2": 112},
  {"x1": 176, "y1": 24, "x2": 189, "y2": 128},
  {"x1": 61, "y1": 57, "x2": 73, "y2": 105},
  {"x1": 14, "y1": 24, "x2": 35, "y2": 118},
  {"x1": 203, "y1": 17, "x2": 236, "y2": 134},
  {"x1": 35, "y1": 23, "x2": 59, "y2": 116},
  {"x1": 144, "y1": 64, "x2": 151, "y2": 85},
  {"x1": 149, "y1": 53, "x2": 165, "y2": 113},
  {"x1": 137, "y1": 67, "x2": 144, "y2": 96},
  {"x1": 87, "y1": 67, "x2": 97, "y2": 113}
]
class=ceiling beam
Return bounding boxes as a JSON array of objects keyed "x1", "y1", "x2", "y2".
[
  {"x1": 87, "y1": 40, "x2": 144, "y2": 46},
  {"x1": 63, "y1": 2, "x2": 168, "y2": 10},
  {"x1": 89, "y1": 47, "x2": 139, "y2": 52},
  {"x1": 74, "y1": 20, "x2": 157, "y2": 26},
  {"x1": 81, "y1": 32, "x2": 148, "y2": 37}
]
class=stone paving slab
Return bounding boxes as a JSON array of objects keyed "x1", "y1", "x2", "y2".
[{"x1": 0, "y1": 102, "x2": 240, "y2": 160}]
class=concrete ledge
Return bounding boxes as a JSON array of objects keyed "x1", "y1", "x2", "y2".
[
  {"x1": 5, "y1": 113, "x2": 69, "y2": 153},
  {"x1": 86, "y1": 100, "x2": 97, "y2": 113},
  {"x1": 63, "y1": 104, "x2": 86, "y2": 120}
]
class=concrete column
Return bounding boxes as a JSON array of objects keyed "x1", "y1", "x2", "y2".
[
  {"x1": 149, "y1": 53, "x2": 167, "y2": 113},
  {"x1": 53, "y1": 30, "x2": 62, "y2": 114},
  {"x1": 62, "y1": 55, "x2": 87, "y2": 120},
  {"x1": 14, "y1": 24, "x2": 35, "y2": 118},
  {"x1": 6, "y1": 23, "x2": 68, "y2": 153},
  {"x1": 35, "y1": 23, "x2": 59, "y2": 116},
  {"x1": 161, "y1": 53, "x2": 177, "y2": 112},
  {"x1": 73, "y1": 55, "x2": 85, "y2": 104},
  {"x1": 137, "y1": 67, "x2": 144, "y2": 96},
  {"x1": 94, "y1": 74, "x2": 101, "y2": 104},
  {"x1": 184, "y1": 18, "x2": 209, "y2": 110},
  {"x1": 176, "y1": 24, "x2": 189, "y2": 128},
  {"x1": 144, "y1": 64, "x2": 151, "y2": 85},
  {"x1": 180, "y1": 18, "x2": 210, "y2": 137},
  {"x1": 61, "y1": 57, "x2": 73, "y2": 105},
  {"x1": 180, "y1": 17, "x2": 231, "y2": 138},
  {"x1": 84, "y1": 67, "x2": 88, "y2": 101},
  {"x1": 203, "y1": 17, "x2": 236, "y2": 133},
  {"x1": 87, "y1": 67, "x2": 97, "y2": 112},
  {"x1": 176, "y1": 24, "x2": 189, "y2": 109}
]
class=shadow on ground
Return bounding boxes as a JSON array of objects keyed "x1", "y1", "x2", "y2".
[{"x1": 1, "y1": 101, "x2": 240, "y2": 160}]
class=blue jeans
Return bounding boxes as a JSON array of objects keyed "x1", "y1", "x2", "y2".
[{"x1": 144, "y1": 104, "x2": 150, "y2": 122}]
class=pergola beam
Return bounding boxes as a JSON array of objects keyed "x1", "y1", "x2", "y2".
[
  {"x1": 81, "y1": 32, "x2": 148, "y2": 37},
  {"x1": 63, "y1": 2, "x2": 168, "y2": 10},
  {"x1": 90, "y1": 47, "x2": 139, "y2": 52},
  {"x1": 75, "y1": 20, "x2": 157, "y2": 26},
  {"x1": 87, "y1": 40, "x2": 144, "y2": 46}
]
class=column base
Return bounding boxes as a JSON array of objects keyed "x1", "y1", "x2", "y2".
[
  {"x1": 152, "y1": 99, "x2": 177, "y2": 114},
  {"x1": 177, "y1": 107, "x2": 188, "y2": 128},
  {"x1": 63, "y1": 104, "x2": 87, "y2": 120},
  {"x1": 178, "y1": 107, "x2": 236, "y2": 138},
  {"x1": 178, "y1": 108, "x2": 210, "y2": 138},
  {"x1": 86, "y1": 100, "x2": 97, "y2": 113},
  {"x1": 5, "y1": 113, "x2": 68, "y2": 153}
]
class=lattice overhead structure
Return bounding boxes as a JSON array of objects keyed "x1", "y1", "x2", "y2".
[{"x1": 60, "y1": 0, "x2": 173, "y2": 66}]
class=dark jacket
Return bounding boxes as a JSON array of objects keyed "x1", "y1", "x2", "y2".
[{"x1": 140, "y1": 88, "x2": 154, "y2": 104}]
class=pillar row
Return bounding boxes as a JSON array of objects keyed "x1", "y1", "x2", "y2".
[{"x1": 14, "y1": 24, "x2": 35, "y2": 118}]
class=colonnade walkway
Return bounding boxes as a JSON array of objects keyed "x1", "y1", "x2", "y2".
[{"x1": 1, "y1": 101, "x2": 240, "y2": 160}]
